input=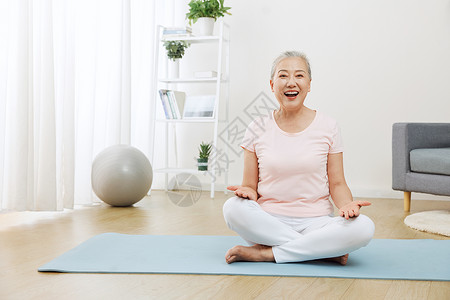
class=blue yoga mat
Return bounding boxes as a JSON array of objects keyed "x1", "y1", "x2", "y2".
[{"x1": 38, "y1": 233, "x2": 450, "y2": 281}]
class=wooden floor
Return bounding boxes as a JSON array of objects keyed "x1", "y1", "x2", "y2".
[{"x1": 1, "y1": 191, "x2": 449, "y2": 300}]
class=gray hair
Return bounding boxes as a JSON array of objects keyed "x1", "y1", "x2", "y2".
[{"x1": 270, "y1": 51, "x2": 312, "y2": 80}]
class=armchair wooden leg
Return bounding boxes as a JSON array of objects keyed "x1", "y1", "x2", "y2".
[{"x1": 404, "y1": 191, "x2": 411, "y2": 212}]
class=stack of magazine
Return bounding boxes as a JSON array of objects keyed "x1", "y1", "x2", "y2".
[
  {"x1": 162, "y1": 27, "x2": 192, "y2": 38},
  {"x1": 159, "y1": 89, "x2": 186, "y2": 119}
]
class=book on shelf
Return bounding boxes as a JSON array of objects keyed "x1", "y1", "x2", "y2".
[
  {"x1": 162, "y1": 33, "x2": 193, "y2": 39},
  {"x1": 167, "y1": 90, "x2": 186, "y2": 119},
  {"x1": 158, "y1": 89, "x2": 172, "y2": 119},
  {"x1": 158, "y1": 89, "x2": 186, "y2": 119}
]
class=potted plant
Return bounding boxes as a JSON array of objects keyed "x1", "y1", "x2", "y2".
[
  {"x1": 163, "y1": 40, "x2": 190, "y2": 78},
  {"x1": 197, "y1": 142, "x2": 212, "y2": 171},
  {"x1": 186, "y1": 0, "x2": 231, "y2": 36}
]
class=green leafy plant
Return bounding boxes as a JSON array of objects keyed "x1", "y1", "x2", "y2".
[
  {"x1": 198, "y1": 142, "x2": 212, "y2": 159},
  {"x1": 186, "y1": 0, "x2": 231, "y2": 25},
  {"x1": 163, "y1": 41, "x2": 190, "y2": 61}
]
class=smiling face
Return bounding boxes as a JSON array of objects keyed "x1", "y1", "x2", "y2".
[{"x1": 270, "y1": 57, "x2": 311, "y2": 111}]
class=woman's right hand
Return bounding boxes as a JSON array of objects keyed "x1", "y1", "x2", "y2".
[{"x1": 227, "y1": 185, "x2": 258, "y2": 201}]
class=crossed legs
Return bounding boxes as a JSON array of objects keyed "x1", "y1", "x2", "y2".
[{"x1": 223, "y1": 196, "x2": 375, "y2": 264}]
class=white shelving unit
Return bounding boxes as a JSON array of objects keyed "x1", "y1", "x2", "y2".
[{"x1": 150, "y1": 22, "x2": 230, "y2": 198}]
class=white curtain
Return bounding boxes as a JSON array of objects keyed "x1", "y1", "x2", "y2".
[{"x1": 0, "y1": 0, "x2": 184, "y2": 211}]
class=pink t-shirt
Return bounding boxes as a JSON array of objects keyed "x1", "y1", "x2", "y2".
[{"x1": 241, "y1": 110, "x2": 344, "y2": 217}]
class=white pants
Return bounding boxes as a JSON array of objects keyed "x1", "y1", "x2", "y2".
[{"x1": 223, "y1": 196, "x2": 375, "y2": 263}]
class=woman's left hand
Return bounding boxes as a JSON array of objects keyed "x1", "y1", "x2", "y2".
[{"x1": 339, "y1": 201, "x2": 371, "y2": 220}]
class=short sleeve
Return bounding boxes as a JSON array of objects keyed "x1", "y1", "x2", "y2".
[
  {"x1": 329, "y1": 122, "x2": 344, "y2": 154},
  {"x1": 240, "y1": 122, "x2": 257, "y2": 152}
]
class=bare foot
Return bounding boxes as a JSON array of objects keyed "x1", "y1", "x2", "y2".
[
  {"x1": 325, "y1": 253, "x2": 349, "y2": 265},
  {"x1": 225, "y1": 244, "x2": 275, "y2": 264}
]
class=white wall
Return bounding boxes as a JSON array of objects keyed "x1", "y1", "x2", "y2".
[{"x1": 154, "y1": 0, "x2": 450, "y2": 200}]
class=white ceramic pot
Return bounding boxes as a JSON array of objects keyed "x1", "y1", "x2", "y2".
[
  {"x1": 195, "y1": 17, "x2": 215, "y2": 36},
  {"x1": 168, "y1": 59, "x2": 179, "y2": 78}
]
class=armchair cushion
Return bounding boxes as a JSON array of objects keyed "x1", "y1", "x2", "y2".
[{"x1": 410, "y1": 148, "x2": 450, "y2": 176}]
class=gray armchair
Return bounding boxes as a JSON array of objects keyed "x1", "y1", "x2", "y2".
[{"x1": 392, "y1": 123, "x2": 450, "y2": 211}]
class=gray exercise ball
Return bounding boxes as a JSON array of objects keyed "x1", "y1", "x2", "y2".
[{"x1": 91, "y1": 145, "x2": 153, "y2": 206}]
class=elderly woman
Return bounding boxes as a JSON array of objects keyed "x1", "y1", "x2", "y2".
[{"x1": 223, "y1": 51, "x2": 375, "y2": 265}]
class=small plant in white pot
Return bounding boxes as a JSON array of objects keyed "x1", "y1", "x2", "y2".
[
  {"x1": 163, "y1": 40, "x2": 190, "y2": 78},
  {"x1": 186, "y1": 0, "x2": 231, "y2": 36},
  {"x1": 197, "y1": 142, "x2": 212, "y2": 171}
]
